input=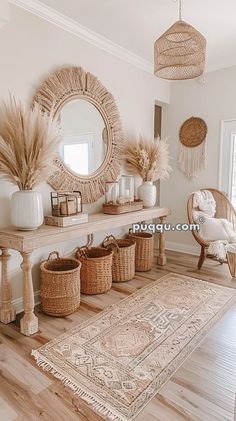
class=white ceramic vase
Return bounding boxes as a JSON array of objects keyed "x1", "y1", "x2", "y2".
[
  {"x1": 138, "y1": 181, "x2": 157, "y2": 208},
  {"x1": 11, "y1": 190, "x2": 44, "y2": 231}
]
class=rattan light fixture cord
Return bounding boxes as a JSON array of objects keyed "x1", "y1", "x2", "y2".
[{"x1": 154, "y1": 0, "x2": 206, "y2": 80}]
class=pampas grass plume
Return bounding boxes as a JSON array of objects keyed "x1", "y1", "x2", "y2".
[
  {"x1": 0, "y1": 95, "x2": 62, "y2": 190},
  {"x1": 125, "y1": 136, "x2": 172, "y2": 182}
]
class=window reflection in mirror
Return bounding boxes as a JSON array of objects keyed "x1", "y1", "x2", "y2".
[{"x1": 59, "y1": 99, "x2": 107, "y2": 176}]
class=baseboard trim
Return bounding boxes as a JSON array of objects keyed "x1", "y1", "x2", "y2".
[
  {"x1": 165, "y1": 241, "x2": 200, "y2": 256},
  {"x1": 12, "y1": 290, "x2": 40, "y2": 314}
]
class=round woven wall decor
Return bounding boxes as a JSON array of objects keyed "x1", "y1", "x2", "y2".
[{"x1": 179, "y1": 117, "x2": 207, "y2": 148}]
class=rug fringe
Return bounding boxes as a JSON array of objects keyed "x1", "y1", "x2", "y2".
[{"x1": 31, "y1": 350, "x2": 126, "y2": 421}]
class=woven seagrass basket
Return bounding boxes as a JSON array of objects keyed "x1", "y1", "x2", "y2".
[
  {"x1": 76, "y1": 247, "x2": 113, "y2": 295},
  {"x1": 103, "y1": 235, "x2": 136, "y2": 282},
  {"x1": 40, "y1": 251, "x2": 81, "y2": 317},
  {"x1": 127, "y1": 231, "x2": 154, "y2": 271}
]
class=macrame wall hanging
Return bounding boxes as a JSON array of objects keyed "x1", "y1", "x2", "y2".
[{"x1": 178, "y1": 116, "x2": 207, "y2": 178}]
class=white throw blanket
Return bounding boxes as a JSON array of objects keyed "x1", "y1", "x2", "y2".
[
  {"x1": 226, "y1": 243, "x2": 236, "y2": 253},
  {"x1": 208, "y1": 241, "x2": 228, "y2": 260},
  {"x1": 209, "y1": 241, "x2": 236, "y2": 261}
]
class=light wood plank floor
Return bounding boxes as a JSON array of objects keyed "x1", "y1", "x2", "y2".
[{"x1": 0, "y1": 250, "x2": 236, "y2": 421}]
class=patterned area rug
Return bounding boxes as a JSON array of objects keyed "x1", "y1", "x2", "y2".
[{"x1": 32, "y1": 273, "x2": 236, "y2": 421}]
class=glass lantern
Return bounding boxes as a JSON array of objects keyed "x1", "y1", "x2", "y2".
[
  {"x1": 51, "y1": 191, "x2": 82, "y2": 217},
  {"x1": 134, "y1": 176, "x2": 142, "y2": 201},
  {"x1": 118, "y1": 175, "x2": 134, "y2": 204},
  {"x1": 105, "y1": 182, "x2": 119, "y2": 204}
]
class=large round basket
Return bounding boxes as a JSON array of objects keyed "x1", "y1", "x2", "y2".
[
  {"x1": 103, "y1": 235, "x2": 136, "y2": 282},
  {"x1": 127, "y1": 231, "x2": 154, "y2": 271},
  {"x1": 179, "y1": 117, "x2": 207, "y2": 148},
  {"x1": 40, "y1": 251, "x2": 81, "y2": 317},
  {"x1": 76, "y1": 247, "x2": 113, "y2": 295}
]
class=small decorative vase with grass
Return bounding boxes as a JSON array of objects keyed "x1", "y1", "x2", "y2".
[
  {"x1": 125, "y1": 136, "x2": 172, "y2": 208},
  {"x1": 0, "y1": 96, "x2": 62, "y2": 230}
]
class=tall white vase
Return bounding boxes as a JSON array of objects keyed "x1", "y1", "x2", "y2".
[
  {"x1": 11, "y1": 190, "x2": 44, "y2": 230},
  {"x1": 138, "y1": 181, "x2": 157, "y2": 208}
]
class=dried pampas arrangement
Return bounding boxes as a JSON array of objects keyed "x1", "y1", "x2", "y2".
[
  {"x1": 0, "y1": 96, "x2": 62, "y2": 190},
  {"x1": 125, "y1": 136, "x2": 172, "y2": 182}
]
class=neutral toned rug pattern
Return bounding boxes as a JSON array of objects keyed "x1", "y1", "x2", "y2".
[{"x1": 32, "y1": 273, "x2": 236, "y2": 421}]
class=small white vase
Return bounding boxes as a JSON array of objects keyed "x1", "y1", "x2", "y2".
[
  {"x1": 11, "y1": 190, "x2": 44, "y2": 231},
  {"x1": 138, "y1": 181, "x2": 157, "y2": 208}
]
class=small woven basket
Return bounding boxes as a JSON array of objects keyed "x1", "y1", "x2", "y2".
[
  {"x1": 76, "y1": 247, "x2": 113, "y2": 295},
  {"x1": 103, "y1": 235, "x2": 136, "y2": 282},
  {"x1": 127, "y1": 231, "x2": 154, "y2": 271},
  {"x1": 40, "y1": 251, "x2": 81, "y2": 317}
]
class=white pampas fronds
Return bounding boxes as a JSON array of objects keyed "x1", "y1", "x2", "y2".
[
  {"x1": 125, "y1": 136, "x2": 172, "y2": 182},
  {"x1": 0, "y1": 95, "x2": 62, "y2": 190}
]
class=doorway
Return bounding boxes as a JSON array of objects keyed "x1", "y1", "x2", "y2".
[{"x1": 154, "y1": 104, "x2": 162, "y2": 206}]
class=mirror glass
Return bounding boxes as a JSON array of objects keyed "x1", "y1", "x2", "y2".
[{"x1": 59, "y1": 99, "x2": 107, "y2": 176}]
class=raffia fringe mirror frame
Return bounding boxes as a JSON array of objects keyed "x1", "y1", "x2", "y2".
[{"x1": 33, "y1": 67, "x2": 124, "y2": 203}]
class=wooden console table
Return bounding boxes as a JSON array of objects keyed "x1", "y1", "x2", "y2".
[{"x1": 0, "y1": 206, "x2": 171, "y2": 336}]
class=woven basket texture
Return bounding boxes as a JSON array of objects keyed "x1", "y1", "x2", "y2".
[
  {"x1": 179, "y1": 117, "x2": 207, "y2": 147},
  {"x1": 40, "y1": 251, "x2": 81, "y2": 317},
  {"x1": 103, "y1": 236, "x2": 136, "y2": 282},
  {"x1": 76, "y1": 247, "x2": 113, "y2": 295},
  {"x1": 154, "y1": 20, "x2": 206, "y2": 80},
  {"x1": 127, "y1": 232, "x2": 154, "y2": 271}
]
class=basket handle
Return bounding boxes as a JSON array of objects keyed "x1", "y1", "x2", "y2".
[
  {"x1": 47, "y1": 251, "x2": 60, "y2": 261},
  {"x1": 102, "y1": 235, "x2": 119, "y2": 253},
  {"x1": 104, "y1": 235, "x2": 116, "y2": 242},
  {"x1": 76, "y1": 246, "x2": 88, "y2": 259}
]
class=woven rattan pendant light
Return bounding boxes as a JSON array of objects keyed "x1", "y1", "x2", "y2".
[{"x1": 154, "y1": 0, "x2": 206, "y2": 80}]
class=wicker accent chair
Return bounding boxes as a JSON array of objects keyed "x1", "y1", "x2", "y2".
[{"x1": 187, "y1": 188, "x2": 236, "y2": 270}]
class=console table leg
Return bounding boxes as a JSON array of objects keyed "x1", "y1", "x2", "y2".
[
  {"x1": 20, "y1": 252, "x2": 38, "y2": 336},
  {"x1": 157, "y1": 217, "x2": 167, "y2": 266},
  {"x1": 0, "y1": 248, "x2": 16, "y2": 324}
]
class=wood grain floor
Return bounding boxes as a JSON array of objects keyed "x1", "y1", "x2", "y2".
[{"x1": 0, "y1": 250, "x2": 236, "y2": 421}]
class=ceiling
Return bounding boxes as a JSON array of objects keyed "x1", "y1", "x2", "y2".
[{"x1": 39, "y1": 0, "x2": 236, "y2": 72}]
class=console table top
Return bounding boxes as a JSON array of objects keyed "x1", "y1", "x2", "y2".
[{"x1": 0, "y1": 207, "x2": 171, "y2": 252}]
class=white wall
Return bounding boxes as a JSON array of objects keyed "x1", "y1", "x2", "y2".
[
  {"x1": 0, "y1": 0, "x2": 9, "y2": 26},
  {"x1": 161, "y1": 65, "x2": 236, "y2": 254},
  {"x1": 0, "y1": 5, "x2": 170, "y2": 306}
]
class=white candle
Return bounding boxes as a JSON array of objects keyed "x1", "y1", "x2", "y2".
[
  {"x1": 105, "y1": 184, "x2": 113, "y2": 203},
  {"x1": 111, "y1": 183, "x2": 118, "y2": 204},
  {"x1": 117, "y1": 196, "x2": 126, "y2": 205},
  {"x1": 125, "y1": 188, "x2": 130, "y2": 198}
]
